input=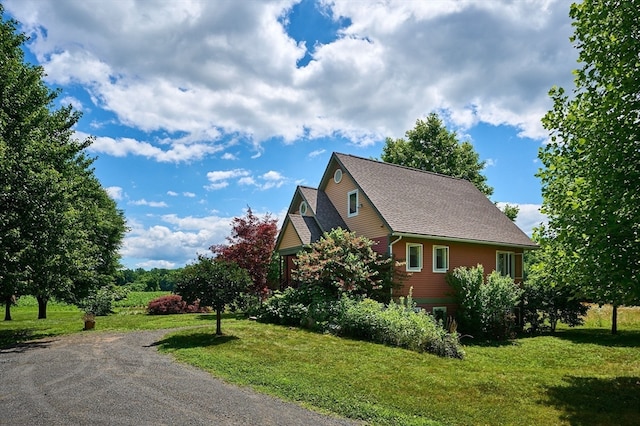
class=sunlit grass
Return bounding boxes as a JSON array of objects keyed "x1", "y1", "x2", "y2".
[{"x1": 2, "y1": 299, "x2": 639, "y2": 425}]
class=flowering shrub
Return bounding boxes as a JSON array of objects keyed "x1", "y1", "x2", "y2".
[{"x1": 147, "y1": 294, "x2": 205, "y2": 315}]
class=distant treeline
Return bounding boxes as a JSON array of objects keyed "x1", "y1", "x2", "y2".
[{"x1": 115, "y1": 268, "x2": 183, "y2": 292}]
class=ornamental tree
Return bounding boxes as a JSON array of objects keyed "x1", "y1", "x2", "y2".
[
  {"x1": 210, "y1": 207, "x2": 278, "y2": 296},
  {"x1": 539, "y1": 0, "x2": 640, "y2": 333},
  {"x1": 293, "y1": 228, "x2": 397, "y2": 302},
  {"x1": 175, "y1": 256, "x2": 252, "y2": 335}
]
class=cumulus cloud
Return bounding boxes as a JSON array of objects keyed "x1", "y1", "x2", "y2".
[
  {"x1": 496, "y1": 202, "x2": 548, "y2": 236},
  {"x1": 129, "y1": 199, "x2": 168, "y2": 208},
  {"x1": 205, "y1": 168, "x2": 251, "y2": 190},
  {"x1": 121, "y1": 214, "x2": 233, "y2": 268},
  {"x1": 106, "y1": 186, "x2": 123, "y2": 200},
  {"x1": 7, "y1": 0, "x2": 576, "y2": 153}
]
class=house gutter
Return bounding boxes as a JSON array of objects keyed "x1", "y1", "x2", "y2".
[{"x1": 389, "y1": 232, "x2": 538, "y2": 250}]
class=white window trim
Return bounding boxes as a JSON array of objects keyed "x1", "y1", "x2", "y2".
[
  {"x1": 299, "y1": 201, "x2": 307, "y2": 215},
  {"x1": 432, "y1": 245, "x2": 449, "y2": 273},
  {"x1": 496, "y1": 251, "x2": 516, "y2": 279},
  {"x1": 334, "y1": 169, "x2": 343, "y2": 183},
  {"x1": 406, "y1": 243, "x2": 423, "y2": 272},
  {"x1": 348, "y1": 189, "x2": 359, "y2": 217}
]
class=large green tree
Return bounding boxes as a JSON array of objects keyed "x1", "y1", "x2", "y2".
[
  {"x1": 539, "y1": 0, "x2": 639, "y2": 333},
  {"x1": 382, "y1": 113, "x2": 493, "y2": 196},
  {"x1": 0, "y1": 8, "x2": 126, "y2": 319}
]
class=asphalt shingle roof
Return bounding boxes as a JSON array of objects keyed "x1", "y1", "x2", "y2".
[
  {"x1": 298, "y1": 186, "x2": 348, "y2": 233},
  {"x1": 333, "y1": 153, "x2": 537, "y2": 248}
]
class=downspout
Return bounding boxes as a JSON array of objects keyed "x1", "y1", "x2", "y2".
[{"x1": 388, "y1": 234, "x2": 403, "y2": 256}]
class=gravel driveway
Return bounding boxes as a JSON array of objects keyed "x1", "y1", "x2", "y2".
[{"x1": 0, "y1": 329, "x2": 359, "y2": 426}]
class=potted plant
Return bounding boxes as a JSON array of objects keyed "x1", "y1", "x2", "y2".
[{"x1": 83, "y1": 312, "x2": 96, "y2": 330}]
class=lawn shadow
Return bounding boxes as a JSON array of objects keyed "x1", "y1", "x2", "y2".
[
  {"x1": 458, "y1": 335, "x2": 521, "y2": 348},
  {"x1": 543, "y1": 375, "x2": 640, "y2": 425},
  {"x1": 194, "y1": 312, "x2": 244, "y2": 321},
  {"x1": 151, "y1": 332, "x2": 239, "y2": 350},
  {"x1": 551, "y1": 328, "x2": 640, "y2": 347}
]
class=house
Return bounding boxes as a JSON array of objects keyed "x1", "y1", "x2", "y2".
[{"x1": 275, "y1": 152, "x2": 538, "y2": 317}]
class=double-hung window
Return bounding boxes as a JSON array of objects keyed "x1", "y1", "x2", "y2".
[
  {"x1": 496, "y1": 251, "x2": 515, "y2": 278},
  {"x1": 348, "y1": 190, "x2": 359, "y2": 217},
  {"x1": 433, "y1": 245, "x2": 449, "y2": 273},
  {"x1": 406, "y1": 243, "x2": 423, "y2": 272}
]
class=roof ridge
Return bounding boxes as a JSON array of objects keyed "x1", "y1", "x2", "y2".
[
  {"x1": 334, "y1": 152, "x2": 467, "y2": 182},
  {"x1": 298, "y1": 184, "x2": 318, "y2": 190}
]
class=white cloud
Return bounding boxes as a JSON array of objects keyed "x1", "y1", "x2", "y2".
[
  {"x1": 183, "y1": 192, "x2": 196, "y2": 198},
  {"x1": 129, "y1": 199, "x2": 168, "y2": 208},
  {"x1": 6, "y1": 0, "x2": 575, "y2": 152},
  {"x1": 496, "y1": 202, "x2": 548, "y2": 236},
  {"x1": 120, "y1": 214, "x2": 233, "y2": 267},
  {"x1": 221, "y1": 152, "x2": 238, "y2": 160},
  {"x1": 308, "y1": 149, "x2": 326, "y2": 158},
  {"x1": 167, "y1": 191, "x2": 179, "y2": 196},
  {"x1": 106, "y1": 186, "x2": 123, "y2": 200},
  {"x1": 485, "y1": 158, "x2": 497, "y2": 167},
  {"x1": 205, "y1": 168, "x2": 251, "y2": 190}
]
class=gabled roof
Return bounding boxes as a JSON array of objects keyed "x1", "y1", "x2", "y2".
[
  {"x1": 287, "y1": 213, "x2": 323, "y2": 245},
  {"x1": 327, "y1": 153, "x2": 537, "y2": 248},
  {"x1": 275, "y1": 185, "x2": 349, "y2": 252},
  {"x1": 298, "y1": 186, "x2": 348, "y2": 232}
]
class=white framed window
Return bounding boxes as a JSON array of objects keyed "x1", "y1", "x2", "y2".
[
  {"x1": 299, "y1": 201, "x2": 307, "y2": 215},
  {"x1": 406, "y1": 243, "x2": 423, "y2": 272},
  {"x1": 433, "y1": 245, "x2": 449, "y2": 273},
  {"x1": 497, "y1": 251, "x2": 515, "y2": 278},
  {"x1": 432, "y1": 307, "x2": 447, "y2": 323},
  {"x1": 334, "y1": 168, "x2": 343, "y2": 183},
  {"x1": 348, "y1": 189, "x2": 359, "y2": 217}
]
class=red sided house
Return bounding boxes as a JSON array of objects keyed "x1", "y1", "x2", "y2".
[{"x1": 275, "y1": 152, "x2": 537, "y2": 317}]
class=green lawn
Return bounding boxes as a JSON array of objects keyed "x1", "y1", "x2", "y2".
[{"x1": 2, "y1": 297, "x2": 639, "y2": 425}]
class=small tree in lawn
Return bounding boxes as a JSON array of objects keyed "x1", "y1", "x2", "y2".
[
  {"x1": 211, "y1": 207, "x2": 278, "y2": 297},
  {"x1": 175, "y1": 256, "x2": 251, "y2": 335}
]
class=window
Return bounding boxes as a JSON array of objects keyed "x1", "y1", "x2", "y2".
[
  {"x1": 497, "y1": 251, "x2": 515, "y2": 278},
  {"x1": 348, "y1": 189, "x2": 359, "y2": 217},
  {"x1": 334, "y1": 168, "x2": 343, "y2": 183},
  {"x1": 433, "y1": 245, "x2": 449, "y2": 273},
  {"x1": 406, "y1": 243, "x2": 423, "y2": 272},
  {"x1": 299, "y1": 201, "x2": 307, "y2": 215},
  {"x1": 432, "y1": 307, "x2": 447, "y2": 323}
]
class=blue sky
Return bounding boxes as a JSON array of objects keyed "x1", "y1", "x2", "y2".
[{"x1": 4, "y1": 0, "x2": 577, "y2": 269}]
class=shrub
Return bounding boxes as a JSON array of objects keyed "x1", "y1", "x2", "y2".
[
  {"x1": 293, "y1": 228, "x2": 399, "y2": 302},
  {"x1": 521, "y1": 279, "x2": 588, "y2": 332},
  {"x1": 78, "y1": 286, "x2": 129, "y2": 316},
  {"x1": 336, "y1": 293, "x2": 464, "y2": 359},
  {"x1": 447, "y1": 265, "x2": 522, "y2": 339},
  {"x1": 147, "y1": 294, "x2": 203, "y2": 315}
]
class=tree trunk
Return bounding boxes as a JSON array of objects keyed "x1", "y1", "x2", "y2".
[
  {"x1": 611, "y1": 304, "x2": 618, "y2": 335},
  {"x1": 37, "y1": 296, "x2": 48, "y2": 319},
  {"x1": 216, "y1": 308, "x2": 222, "y2": 336},
  {"x1": 4, "y1": 297, "x2": 12, "y2": 321}
]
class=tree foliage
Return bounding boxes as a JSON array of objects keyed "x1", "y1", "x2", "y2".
[
  {"x1": 293, "y1": 228, "x2": 398, "y2": 302},
  {"x1": 211, "y1": 207, "x2": 278, "y2": 296},
  {"x1": 521, "y1": 226, "x2": 589, "y2": 332},
  {"x1": 175, "y1": 256, "x2": 251, "y2": 335},
  {"x1": 0, "y1": 8, "x2": 126, "y2": 320},
  {"x1": 539, "y1": 0, "x2": 640, "y2": 333},
  {"x1": 382, "y1": 113, "x2": 493, "y2": 196}
]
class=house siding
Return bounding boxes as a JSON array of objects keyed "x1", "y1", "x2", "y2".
[
  {"x1": 393, "y1": 238, "x2": 525, "y2": 314},
  {"x1": 323, "y1": 162, "x2": 390, "y2": 240},
  {"x1": 278, "y1": 221, "x2": 303, "y2": 251}
]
